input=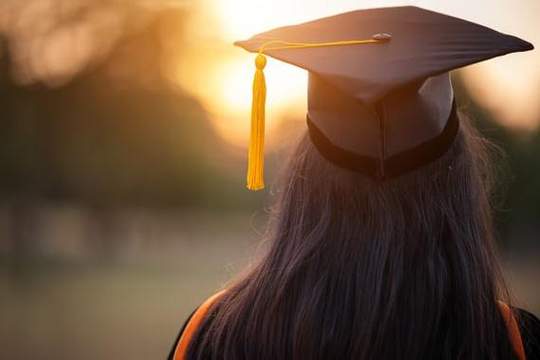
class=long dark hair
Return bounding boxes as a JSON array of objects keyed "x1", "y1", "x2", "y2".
[{"x1": 188, "y1": 112, "x2": 518, "y2": 359}]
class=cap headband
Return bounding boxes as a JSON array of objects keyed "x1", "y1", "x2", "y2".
[{"x1": 306, "y1": 101, "x2": 459, "y2": 179}]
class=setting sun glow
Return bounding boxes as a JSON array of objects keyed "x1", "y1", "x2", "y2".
[{"x1": 208, "y1": 56, "x2": 307, "y2": 145}]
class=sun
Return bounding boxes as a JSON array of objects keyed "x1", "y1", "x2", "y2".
[
  {"x1": 178, "y1": 0, "x2": 316, "y2": 146},
  {"x1": 213, "y1": 0, "x2": 311, "y2": 41},
  {"x1": 210, "y1": 56, "x2": 307, "y2": 145}
]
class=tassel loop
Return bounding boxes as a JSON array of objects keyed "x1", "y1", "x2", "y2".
[{"x1": 246, "y1": 53, "x2": 267, "y2": 190}]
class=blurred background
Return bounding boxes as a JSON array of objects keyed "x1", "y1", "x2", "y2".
[{"x1": 0, "y1": 0, "x2": 538, "y2": 359}]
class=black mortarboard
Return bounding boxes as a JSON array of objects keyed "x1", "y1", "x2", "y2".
[{"x1": 235, "y1": 6, "x2": 533, "y2": 190}]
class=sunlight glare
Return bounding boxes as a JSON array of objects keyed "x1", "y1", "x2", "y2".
[
  {"x1": 211, "y1": 56, "x2": 307, "y2": 145},
  {"x1": 189, "y1": 0, "x2": 317, "y2": 145},
  {"x1": 462, "y1": 52, "x2": 540, "y2": 131}
]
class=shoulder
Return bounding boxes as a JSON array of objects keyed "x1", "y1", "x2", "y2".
[
  {"x1": 167, "y1": 291, "x2": 226, "y2": 360},
  {"x1": 515, "y1": 307, "x2": 540, "y2": 360},
  {"x1": 167, "y1": 308, "x2": 197, "y2": 360}
]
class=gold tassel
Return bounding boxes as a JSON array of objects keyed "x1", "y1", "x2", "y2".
[
  {"x1": 244, "y1": 38, "x2": 386, "y2": 191},
  {"x1": 246, "y1": 53, "x2": 267, "y2": 191}
]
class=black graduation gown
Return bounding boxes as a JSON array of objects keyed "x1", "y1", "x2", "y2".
[{"x1": 167, "y1": 307, "x2": 540, "y2": 360}]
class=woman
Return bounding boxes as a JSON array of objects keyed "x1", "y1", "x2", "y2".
[{"x1": 169, "y1": 6, "x2": 539, "y2": 360}]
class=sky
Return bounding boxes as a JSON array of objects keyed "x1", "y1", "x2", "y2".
[{"x1": 175, "y1": 0, "x2": 539, "y2": 146}]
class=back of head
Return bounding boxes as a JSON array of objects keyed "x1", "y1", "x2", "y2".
[{"x1": 188, "y1": 113, "x2": 518, "y2": 360}]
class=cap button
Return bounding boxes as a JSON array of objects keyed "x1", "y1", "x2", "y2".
[
  {"x1": 372, "y1": 33, "x2": 392, "y2": 41},
  {"x1": 255, "y1": 54, "x2": 267, "y2": 70}
]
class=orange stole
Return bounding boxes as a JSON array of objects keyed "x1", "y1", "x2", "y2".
[
  {"x1": 173, "y1": 290, "x2": 226, "y2": 360},
  {"x1": 498, "y1": 301, "x2": 526, "y2": 360},
  {"x1": 173, "y1": 293, "x2": 526, "y2": 360}
]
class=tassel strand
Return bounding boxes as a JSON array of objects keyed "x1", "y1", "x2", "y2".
[{"x1": 246, "y1": 53, "x2": 267, "y2": 190}]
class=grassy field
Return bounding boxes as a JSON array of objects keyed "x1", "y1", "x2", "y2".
[{"x1": 0, "y1": 211, "x2": 538, "y2": 360}]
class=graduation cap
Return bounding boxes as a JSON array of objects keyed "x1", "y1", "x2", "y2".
[{"x1": 235, "y1": 6, "x2": 533, "y2": 190}]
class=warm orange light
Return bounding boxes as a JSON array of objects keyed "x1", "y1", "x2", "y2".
[
  {"x1": 213, "y1": 0, "x2": 322, "y2": 41},
  {"x1": 210, "y1": 57, "x2": 307, "y2": 145},
  {"x1": 172, "y1": 0, "x2": 312, "y2": 146},
  {"x1": 462, "y1": 57, "x2": 540, "y2": 131}
]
